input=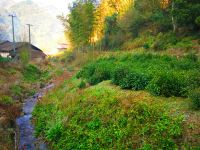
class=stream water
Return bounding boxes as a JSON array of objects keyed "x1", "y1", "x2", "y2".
[{"x1": 16, "y1": 84, "x2": 54, "y2": 150}]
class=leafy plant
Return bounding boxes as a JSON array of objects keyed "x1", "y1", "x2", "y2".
[
  {"x1": 19, "y1": 46, "x2": 30, "y2": 66},
  {"x1": 23, "y1": 64, "x2": 41, "y2": 82},
  {"x1": 0, "y1": 95, "x2": 14, "y2": 105},
  {"x1": 111, "y1": 64, "x2": 130, "y2": 85},
  {"x1": 119, "y1": 71, "x2": 151, "y2": 90},
  {"x1": 78, "y1": 80, "x2": 86, "y2": 89},
  {"x1": 10, "y1": 85, "x2": 23, "y2": 97},
  {"x1": 146, "y1": 73, "x2": 183, "y2": 97},
  {"x1": 0, "y1": 56, "x2": 11, "y2": 63},
  {"x1": 189, "y1": 88, "x2": 200, "y2": 110}
]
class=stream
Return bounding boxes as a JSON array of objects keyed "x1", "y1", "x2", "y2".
[{"x1": 16, "y1": 84, "x2": 54, "y2": 150}]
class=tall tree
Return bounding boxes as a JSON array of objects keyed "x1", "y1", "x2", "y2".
[{"x1": 61, "y1": 0, "x2": 96, "y2": 48}]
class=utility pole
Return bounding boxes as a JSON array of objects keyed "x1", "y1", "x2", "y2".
[
  {"x1": 26, "y1": 24, "x2": 33, "y2": 60},
  {"x1": 26, "y1": 24, "x2": 33, "y2": 44},
  {"x1": 9, "y1": 14, "x2": 16, "y2": 54}
]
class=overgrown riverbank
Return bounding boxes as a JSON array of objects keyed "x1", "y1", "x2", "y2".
[{"x1": 0, "y1": 58, "x2": 59, "y2": 149}]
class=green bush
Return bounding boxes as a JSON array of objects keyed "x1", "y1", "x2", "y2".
[
  {"x1": 0, "y1": 95, "x2": 14, "y2": 105},
  {"x1": 76, "y1": 63, "x2": 96, "y2": 79},
  {"x1": 78, "y1": 60, "x2": 115, "y2": 85},
  {"x1": 89, "y1": 65, "x2": 112, "y2": 85},
  {"x1": 19, "y1": 46, "x2": 30, "y2": 66},
  {"x1": 111, "y1": 65, "x2": 130, "y2": 85},
  {"x1": 23, "y1": 64, "x2": 41, "y2": 82},
  {"x1": 33, "y1": 104, "x2": 55, "y2": 136},
  {"x1": 143, "y1": 43, "x2": 150, "y2": 49},
  {"x1": 195, "y1": 16, "x2": 200, "y2": 26},
  {"x1": 0, "y1": 56, "x2": 11, "y2": 63},
  {"x1": 10, "y1": 85, "x2": 23, "y2": 97},
  {"x1": 78, "y1": 80, "x2": 86, "y2": 89},
  {"x1": 77, "y1": 53, "x2": 200, "y2": 98},
  {"x1": 153, "y1": 32, "x2": 178, "y2": 51},
  {"x1": 119, "y1": 71, "x2": 151, "y2": 90},
  {"x1": 189, "y1": 88, "x2": 200, "y2": 109},
  {"x1": 174, "y1": 37, "x2": 194, "y2": 50},
  {"x1": 146, "y1": 73, "x2": 183, "y2": 97},
  {"x1": 184, "y1": 53, "x2": 198, "y2": 62}
]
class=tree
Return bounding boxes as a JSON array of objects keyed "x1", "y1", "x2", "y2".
[
  {"x1": 172, "y1": 0, "x2": 200, "y2": 31},
  {"x1": 60, "y1": 0, "x2": 96, "y2": 49}
]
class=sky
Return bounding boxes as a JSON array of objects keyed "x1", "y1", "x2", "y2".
[
  {"x1": 1, "y1": 0, "x2": 75, "y2": 55},
  {"x1": 13, "y1": 0, "x2": 74, "y2": 14}
]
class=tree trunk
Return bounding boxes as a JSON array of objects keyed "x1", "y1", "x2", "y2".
[{"x1": 171, "y1": 0, "x2": 177, "y2": 33}]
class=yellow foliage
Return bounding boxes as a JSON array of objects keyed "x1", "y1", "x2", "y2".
[{"x1": 91, "y1": 0, "x2": 133, "y2": 43}]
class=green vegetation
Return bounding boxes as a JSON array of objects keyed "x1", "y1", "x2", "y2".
[
  {"x1": 189, "y1": 88, "x2": 200, "y2": 110},
  {"x1": 0, "y1": 56, "x2": 11, "y2": 63},
  {"x1": 77, "y1": 53, "x2": 200, "y2": 97},
  {"x1": 33, "y1": 80, "x2": 187, "y2": 149},
  {"x1": 60, "y1": 0, "x2": 200, "y2": 50},
  {"x1": 19, "y1": 46, "x2": 30, "y2": 66},
  {"x1": 78, "y1": 80, "x2": 86, "y2": 89},
  {"x1": 0, "y1": 95, "x2": 14, "y2": 105},
  {"x1": 23, "y1": 64, "x2": 42, "y2": 82}
]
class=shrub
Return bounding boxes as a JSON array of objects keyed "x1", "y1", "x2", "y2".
[
  {"x1": 0, "y1": 56, "x2": 11, "y2": 63},
  {"x1": 76, "y1": 63, "x2": 96, "y2": 79},
  {"x1": 78, "y1": 80, "x2": 86, "y2": 89},
  {"x1": 143, "y1": 43, "x2": 150, "y2": 49},
  {"x1": 195, "y1": 16, "x2": 200, "y2": 26},
  {"x1": 119, "y1": 71, "x2": 151, "y2": 90},
  {"x1": 10, "y1": 85, "x2": 23, "y2": 97},
  {"x1": 153, "y1": 32, "x2": 178, "y2": 51},
  {"x1": 0, "y1": 95, "x2": 14, "y2": 105},
  {"x1": 19, "y1": 46, "x2": 30, "y2": 66},
  {"x1": 174, "y1": 37, "x2": 194, "y2": 50},
  {"x1": 111, "y1": 65, "x2": 130, "y2": 85},
  {"x1": 23, "y1": 64, "x2": 41, "y2": 82},
  {"x1": 184, "y1": 53, "x2": 198, "y2": 62},
  {"x1": 189, "y1": 88, "x2": 200, "y2": 109},
  {"x1": 89, "y1": 65, "x2": 112, "y2": 85},
  {"x1": 146, "y1": 73, "x2": 183, "y2": 97}
]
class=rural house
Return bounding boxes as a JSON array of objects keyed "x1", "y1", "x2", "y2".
[{"x1": 0, "y1": 41, "x2": 46, "y2": 61}]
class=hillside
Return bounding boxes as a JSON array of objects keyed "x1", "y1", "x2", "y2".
[
  {"x1": 32, "y1": 0, "x2": 200, "y2": 149},
  {"x1": 0, "y1": 0, "x2": 200, "y2": 149},
  {"x1": 33, "y1": 51, "x2": 200, "y2": 149}
]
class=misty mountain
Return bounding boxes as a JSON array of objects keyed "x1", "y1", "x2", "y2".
[{"x1": 0, "y1": 0, "x2": 66, "y2": 54}]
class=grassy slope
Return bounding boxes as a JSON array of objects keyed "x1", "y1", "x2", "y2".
[
  {"x1": 33, "y1": 36, "x2": 200, "y2": 149},
  {"x1": 33, "y1": 77, "x2": 200, "y2": 149}
]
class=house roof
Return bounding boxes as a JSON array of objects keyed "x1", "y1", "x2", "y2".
[{"x1": 0, "y1": 41, "x2": 43, "y2": 53}]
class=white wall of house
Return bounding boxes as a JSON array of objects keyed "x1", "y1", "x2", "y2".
[{"x1": 0, "y1": 52, "x2": 10, "y2": 58}]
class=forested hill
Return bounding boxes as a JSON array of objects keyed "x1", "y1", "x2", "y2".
[{"x1": 60, "y1": 0, "x2": 200, "y2": 51}]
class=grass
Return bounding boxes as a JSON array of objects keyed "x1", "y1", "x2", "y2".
[
  {"x1": 0, "y1": 95, "x2": 14, "y2": 105},
  {"x1": 33, "y1": 78, "x2": 200, "y2": 149}
]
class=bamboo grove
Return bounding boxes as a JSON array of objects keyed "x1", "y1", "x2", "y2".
[{"x1": 59, "y1": 0, "x2": 200, "y2": 50}]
